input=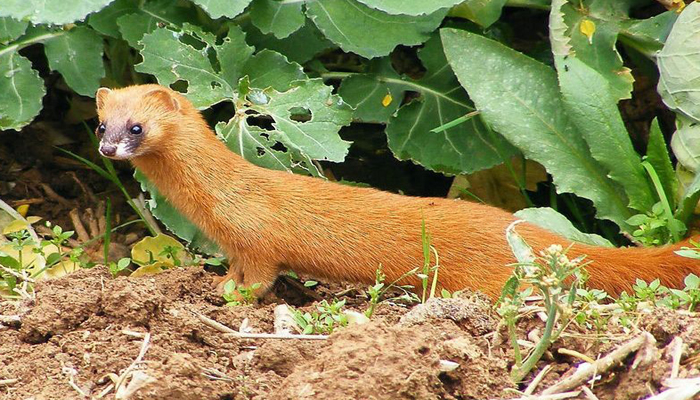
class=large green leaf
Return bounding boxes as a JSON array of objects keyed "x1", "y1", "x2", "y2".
[
  {"x1": 0, "y1": 0, "x2": 115, "y2": 25},
  {"x1": 382, "y1": 35, "x2": 517, "y2": 175},
  {"x1": 646, "y1": 118, "x2": 676, "y2": 210},
  {"x1": 0, "y1": 51, "x2": 45, "y2": 131},
  {"x1": 337, "y1": 59, "x2": 406, "y2": 124},
  {"x1": 244, "y1": 21, "x2": 335, "y2": 64},
  {"x1": 250, "y1": 0, "x2": 306, "y2": 39},
  {"x1": 216, "y1": 118, "x2": 293, "y2": 172},
  {"x1": 0, "y1": 17, "x2": 27, "y2": 44},
  {"x1": 44, "y1": 27, "x2": 105, "y2": 97},
  {"x1": 354, "y1": 0, "x2": 463, "y2": 16},
  {"x1": 89, "y1": 0, "x2": 201, "y2": 48},
  {"x1": 515, "y1": 207, "x2": 614, "y2": 247},
  {"x1": 553, "y1": 52, "x2": 652, "y2": 210},
  {"x1": 441, "y1": 28, "x2": 632, "y2": 229},
  {"x1": 305, "y1": 0, "x2": 445, "y2": 58},
  {"x1": 657, "y1": 2, "x2": 700, "y2": 122},
  {"x1": 136, "y1": 26, "x2": 232, "y2": 109},
  {"x1": 191, "y1": 0, "x2": 252, "y2": 18}
]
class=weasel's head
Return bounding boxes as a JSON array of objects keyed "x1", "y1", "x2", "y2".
[{"x1": 95, "y1": 85, "x2": 183, "y2": 160}]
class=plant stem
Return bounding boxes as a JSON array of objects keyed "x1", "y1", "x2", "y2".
[
  {"x1": 0, "y1": 30, "x2": 66, "y2": 58},
  {"x1": 511, "y1": 298, "x2": 558, "y2": 382},
  {"x1": 508, "y1": 318, "x2": 523, "y2": 368}
]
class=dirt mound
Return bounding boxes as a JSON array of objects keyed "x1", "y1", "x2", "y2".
[{"x1": 2, "y1": 266, "x2": 700, "y2": 400}]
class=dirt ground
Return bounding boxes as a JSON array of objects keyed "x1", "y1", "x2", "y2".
[{"x1": 1, "y1": 266, "x2": 700, "y2": 400}]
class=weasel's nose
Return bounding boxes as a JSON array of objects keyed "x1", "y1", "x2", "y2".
[{"x1": 100, "y1": 144, "x2": 117, "y2": 157}]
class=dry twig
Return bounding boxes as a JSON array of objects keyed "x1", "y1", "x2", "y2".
[{"x1": 542, "y1": 332, "x2": 653, "y2": 395}]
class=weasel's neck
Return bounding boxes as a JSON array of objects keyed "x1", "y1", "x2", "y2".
[{"x1": 131, "y1": 128, "x2": 259, "y2": 248}]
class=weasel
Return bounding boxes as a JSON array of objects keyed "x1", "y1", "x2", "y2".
[{"x1": 94, "y1": 84, "x2": 698, "y2": 299}]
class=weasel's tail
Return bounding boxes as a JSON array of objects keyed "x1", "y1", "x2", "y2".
[{"x1": 579, "y1": 239, "x2": 698, "y2": 295}]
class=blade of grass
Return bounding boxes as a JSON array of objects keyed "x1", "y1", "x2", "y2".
[{"x1": 642, "y1": 161, "x2": 681, "y2": 243}]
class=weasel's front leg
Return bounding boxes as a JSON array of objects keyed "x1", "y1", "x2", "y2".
[{"x1": 213, "y1": 259, "x2": 280, "y2": 299}]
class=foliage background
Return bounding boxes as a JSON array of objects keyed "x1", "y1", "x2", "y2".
[{"x1": 0, "y1": 0, "x2": 698, "y2": 251}]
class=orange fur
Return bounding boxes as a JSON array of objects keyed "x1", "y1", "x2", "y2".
[{"x1": 96, "y1": 84, "x2": 699, "y2": 299}]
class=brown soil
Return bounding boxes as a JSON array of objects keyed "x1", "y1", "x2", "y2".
[{"x1": 2, "y1": 267, "x2": 700, "y2": 400}]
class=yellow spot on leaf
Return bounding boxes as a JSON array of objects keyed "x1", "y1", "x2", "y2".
[
  {"x1": 382, "y1": 93, "x2": 393, "y2": 107},
  {"x1": 16, "y1": 204, "x2": 29, "y2": 217},
  {"x1": 580, "y1": 19, "x2": 596, "y2": 44}
]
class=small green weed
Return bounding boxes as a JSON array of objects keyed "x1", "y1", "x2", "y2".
[
  {"x1": 292, "y1": 299, "x2": 348, "y2": 335},
  {"x1": 222, "y1": 280, "x2": 261, "y2": 306}
]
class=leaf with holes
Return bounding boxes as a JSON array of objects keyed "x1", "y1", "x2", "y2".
[
  {"x1": 383, "y1": 35, "x2": 517, "y2": 175},
  {"x1": 44, "y1": 27, "x2": 105, "y2": 97},
  {"x1": 0, "y1": 50, "x2": 45, "y2": 131},
  {"x1": 0, "y1": 0, "x2": 115, "y2": 25},
  {"x1": 136, "y1": 26, "x2": 232, "y2": 109},
  {"x1": 248, "y1": 79, "x2": 353, "y2": 162},
  {"x1": 305, "y1": 0, "x2": 446, "y2": 58},
  {"x1": 216, "y1": 118, "x2": 293, "y2": 172},
  {"x1": 250, "y1": 0, "x2": 305, "y2": 39}
]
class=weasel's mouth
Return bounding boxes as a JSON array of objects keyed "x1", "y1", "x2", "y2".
[{"x1": 99, "y1": 142, "x2": 133, "y2": 160}]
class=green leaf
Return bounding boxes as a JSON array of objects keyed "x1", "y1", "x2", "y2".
[
  {"x1": 242, "y1": 50, "x2": 306, "y2": 91},
  {"x1": 244, "y1": 21, "x2": 335, "y2": 64},
  {"x1": 671, "y1": 115, "x2": 700, "y2": 173},
  {"x1": 248, "y1": 79, "x2": 353, "y2": 162},
  {"x1": 646, "y1": 118, "x2": 677, "y2": 210},
  {"x1": 0, "y1": 17, "x2": 27, "y2": 44},
  {"x1": 337, "y1": 59, "x2": 406, "y2": 124},
  {"x1": 131, "y1": 234, "x2": 184, "y2": 266},
  {"x1": 553, "y1": 0, "x2": 635, "y2": 100},
  {"x1": 385, "y1": 35, "x2": 517, "y2": 175},
  {"x1": 135, "y1": 170, "x2": 221, "y2": 255},
  {"x1": 0, "y1": 0, "x2": 115, "y2": 25},
  {"x1": 216, "y1": 119, "x2": 293, "y2": 171},
  {"x1": 100, "y1": 0, "x2": 203, "y2": 48},
  {"x1": 191, "y1": 0, "x2": 252, "y2": 18},
  {"x1": 441, "y1": 29, "x2": 633, "y2": 230},
  {"x1": 250, "y1": 0, "x2": 305, "y2": 39},
  {"x1": 657, "y1": 2, "x2": 700, "y2": 122},
  {"x1": 136, "y1": 26, "x2": 232, "y2": 109},
  {"x1": 88, "y1": 0, "x2": 137, "y2": 38},
  {"x1": 677, "y1": 169, "x2": 700, "y2": 224},
  {"x1": 305, "y1": 0, "x2": 445, "y2": 58},
  {"x1": 619, "y1": 11, "x2": 678, "y2": 55},
  {"x1": 0, "y1": 51, "x2": 45, "y2": 131},
  {"x1": 448, "y1": 0, "x2": 508, "y2": 28},
  {"x1": 44, "y1": 27, "x2": 105, "y2": 97},
  {"x1": 555, "y1": 56, "x2": 653, "y2": 212},
  {"x1": 354, "y1": 0, "x2": 462, "y2": 15},
  {"x1": 515, "y1": 207, "x2": 614, "y2": 247}
]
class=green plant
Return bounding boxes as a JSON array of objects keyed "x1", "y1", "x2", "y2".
[
  {"x1": 222, "y1": 280, "x2": 262, "y2": 306},
  {"x1": 292, "y1": 299, "x2": 348, "y2": 335},
  {"x1": 499, "y1": 242, "x2": 587, "y2": 382}
]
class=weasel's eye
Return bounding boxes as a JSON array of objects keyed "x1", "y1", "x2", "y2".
[
  {"x1": 129, "y1": 124, "x2": 143, "y2": 135},
  {"x1": 97, "y1": 123, "x2": 106, "y2": 135}
]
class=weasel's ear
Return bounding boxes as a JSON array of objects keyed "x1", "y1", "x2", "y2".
[
  {"x1": 96, "y1": 87, "x2": 111, "y2": 110},
  {"x1": 145, "y1": 88, "x2": 181, "y2": 112}
]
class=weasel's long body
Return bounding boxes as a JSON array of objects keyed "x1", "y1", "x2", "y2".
[{"x1": 95, "y1": 85, "x2": 698, "y2": 298}]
